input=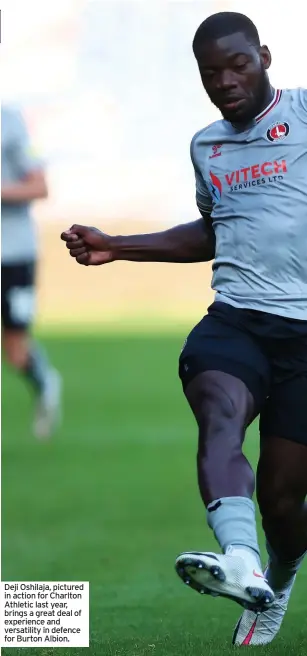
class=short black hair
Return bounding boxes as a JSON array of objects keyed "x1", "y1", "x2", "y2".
[{"x1": 193, "y1": 12, "x2": 260, "y2": 57}]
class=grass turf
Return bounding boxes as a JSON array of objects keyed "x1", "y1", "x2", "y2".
[{"x1": 2, "y1": 331, "x2": 307, "y2": 655}]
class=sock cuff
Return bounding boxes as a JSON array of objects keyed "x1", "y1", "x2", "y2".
[
  {"x1": 207, "y1": 497, "x2": 256, "y2": 513},
  {"x1": 206, "y1": 496, "x2": 260, "y2": 558}
]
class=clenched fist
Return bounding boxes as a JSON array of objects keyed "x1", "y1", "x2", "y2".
[{"x1": 61, "y1": 225, "x2": 116, "y2": 266}]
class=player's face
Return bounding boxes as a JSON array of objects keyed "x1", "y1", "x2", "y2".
[{"x1": 196, "y1": 32, "x2": 271, "y2": 123}]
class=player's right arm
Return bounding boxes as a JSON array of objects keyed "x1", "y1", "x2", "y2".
[
  {"x1": 61, "y1": 132, "x2": 215, "y2": 266},
  {"x1": 61, "y1": 216, "x2": 215, "y2": 266}
]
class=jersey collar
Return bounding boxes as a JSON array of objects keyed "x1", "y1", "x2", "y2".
[{"x1": 255, "y1": 88, "x2": 282, "y2": 123}]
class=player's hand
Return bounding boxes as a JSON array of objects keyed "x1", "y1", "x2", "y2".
[{"x1": 61, "y1": 225, "x2": 115, "y2": 266}]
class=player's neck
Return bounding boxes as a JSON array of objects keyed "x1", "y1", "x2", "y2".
[
  {"x1": 232, "y1": 84, "x2": 275, "y2": 130},
  {"x1": 255, "y1": 84, "x2": 275, "y2": 119}
]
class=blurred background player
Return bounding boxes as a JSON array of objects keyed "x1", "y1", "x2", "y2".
[{"x1": 1, "y1": 104, "x2": 62, "y2": 439}]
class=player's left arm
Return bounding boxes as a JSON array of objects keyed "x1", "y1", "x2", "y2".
[{"x1": 1, "y1": 109, "x2": 48, "y2": 203}]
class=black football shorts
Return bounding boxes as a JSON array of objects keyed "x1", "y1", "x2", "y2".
[
  {"x1": 1, "y1": 261, "x2": 36, "y2": 330},
  {"x1": 179, "y1": 301, "x2": 307, "y2": 446}
]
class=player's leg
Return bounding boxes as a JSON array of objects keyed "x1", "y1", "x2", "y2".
[
  {"x1": 185, "y1": 370, "x2": 255, "y2": 505},
  {"x1": 233, "y1": 375, "x2": 307, "y2": 645},
  {"x1": 176, "y1": 302, "x2": 273, "y2": 610},
  {"x1": 258, "y1": 437, "x2": 307, "y2": 564},
  {"x1": 1, "y1": 262, "x2": 62, "y2": 438},
  {"x1": 257, "y1": 379, "x2": 307, "y2": 636}
]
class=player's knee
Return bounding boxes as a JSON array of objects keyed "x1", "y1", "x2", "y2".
[
  {"x1": 186, "y1": 372, "x2": 253, "y2": 430},
  {"x1": 3, "y1": 332, "x2": 29, "y2": 369},
  {"x1": 197, "y1": 399, "x2": 242, "y2": 455},
  {"x1": 187, "y1": 375, "x2": 247, "y2": 444},
  {"x1": 194, "y1": 379, "x2": 255, "y2": 502}
]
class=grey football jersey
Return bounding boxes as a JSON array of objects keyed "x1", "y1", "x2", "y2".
[
  {"x1": 191, "y1": 88, "x2": 307, "y2": 320},
  {"x1": 1, "y1": 105, "x2": 42, "y2": 265}
]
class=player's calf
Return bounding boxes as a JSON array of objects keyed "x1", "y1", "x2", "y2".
[
  {"x1": 185, "y1": 372, "x2": 260, "y2": 561},
  {"x1": 260, "y1": 497, "x2": 307, "y2": 562},
  {"x1": 175, "y1": 371, "x2": 274, "y2": 608},
  {"x1": 257, "y1": 436, "x2": 307, "y2": 561},
  {"x1": 186, "y1": 371, "x2": 256, "y2": 503},
  {"x1": 2, "y1": 330, "x2": 29, "y2": 369}
]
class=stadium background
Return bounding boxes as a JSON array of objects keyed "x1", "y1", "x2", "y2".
[{"x1": 2, "y1": 1, "x2": 306, "y2": 654}]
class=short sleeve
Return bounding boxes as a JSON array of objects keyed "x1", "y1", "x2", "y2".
[
  {"x1": 6, "y1": 108, "x2": 43, "y2": 177},
  {"x1": 190, "y1": 133, "x2": 213, "y2": 215},
  {"x1": 291, "y1": 88, "x2": 307, "y2": 124},
  {"x1": 299, "y1": 88, "x2": 307, "y2": 111}
]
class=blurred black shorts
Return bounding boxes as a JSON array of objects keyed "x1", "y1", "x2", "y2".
[
  {"x1": 179, "y1": 301, "x2": 307, "y2": 445},
  {"x1": 1, "y1": 261, "x2": 36, "y2": 330}
]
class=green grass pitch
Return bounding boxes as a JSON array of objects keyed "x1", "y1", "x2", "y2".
[{"x1": 2, "y1": 330, "x2": 306, "y2": 655}]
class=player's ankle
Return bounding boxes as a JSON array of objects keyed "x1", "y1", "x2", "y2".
[
  {"x1": 226, "y1": 545, "x2": 262, "y2": 570},
  {"x1": 265, "y1": 542, "x2": 306, "y2": 592},
  {"x1": 207, "y1": 496, "x2": 261, "y2": 566}
]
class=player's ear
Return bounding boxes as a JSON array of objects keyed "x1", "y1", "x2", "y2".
[{"x1": 260, "y1": 45, "x2": 271, "y2": 70}]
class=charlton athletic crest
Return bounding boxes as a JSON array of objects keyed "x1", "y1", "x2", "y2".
[{"x1": 266, "y1": 122, "x2": 290, "y2": 142}]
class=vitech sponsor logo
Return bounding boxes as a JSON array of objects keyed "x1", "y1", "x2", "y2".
[{"x1": 209, "y1": 159, "x2": 287, "y2": 198}]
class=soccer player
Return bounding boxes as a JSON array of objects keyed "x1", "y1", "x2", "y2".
[
  {"x1": 2, "y1": 104, "x2": 62, "y2": 439},
  {"x1": 61, "y1": 12, "x2": 307, "y2": 645}
]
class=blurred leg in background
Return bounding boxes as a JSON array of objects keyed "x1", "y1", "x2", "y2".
[{"x1": 1, "y1": 104, "x2": 62, "y2": 438}]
